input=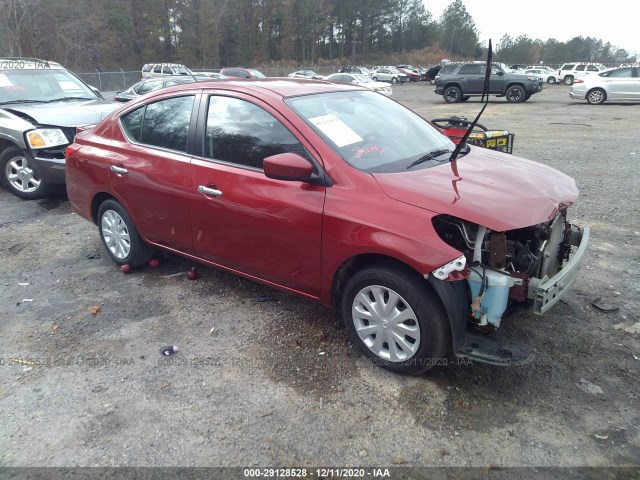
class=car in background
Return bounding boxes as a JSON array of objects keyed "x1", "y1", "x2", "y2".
[
  {"x1": 324, "y1": 73, "x2": 392, "y2": 96},
  {"x1": 434, "y1": 62, "x2": 542, "y2": 103},
  {"x1": 570, "y1": 66, "x2": 640, "y2": 104},
  {"x1": 141, "y1": 63, "x2": 193, "y2": 79},
  {"x1": 220, "y1": 67, "x2": 266, "y2": 79},
  {"x1": 114, "y1": 76, "x2": 211, "y2": 102},
  {"x1": 371, "y1": 67, "x2": 405, "y2": 84},
  {"x1": 288, "y1": 70, "x2": 323, "y2": 80},
  {"x1": 525, "y1": 68, "x2": 557, "y2": 84},
  {"x1": 191, "y1": 71, "x2": 228, "y2": 79},
  {"x1": 338, "y1": 65, "x2": 373, "y2": 77},
  {"x1": 65, "y1": 78, "x2": 588, "y2": 374},
  {"x1": 556, "y1": 62, "x2": 606, "y2": 85},
  {"x1": 0, "y1": 57, "x2": 118, "y2": 199},
  {"x1": 396, "y1": 66, "x2": 420, "y2": 82}
]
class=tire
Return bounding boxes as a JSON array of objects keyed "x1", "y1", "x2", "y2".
[
  {"x1": 391, "y1": 77, "x2": 397, "y2": 84},
  {"x1": 443, "y1": 86, "x2": 462, "y2": 103},
  {"x1": 506, "y1": 85, "x2": 526, "y2": 103},
  {"x1": 0, "y1": 146, "x2": 50, "y2": 199},
  {"x1": 564, "y1": 75, "x2": 574, "y2": 85},
  {"x1": 97, "y1": 199, "x2": 153, "y2": 267},
  {"x1": 372, "y1": 76, "x2": 378, "y2": 82},
  {"x1": 587, "y1": 88, "x2": 606, "y2": 105},
  {"x1": 547, "y1": 76, "x2": 556, "y2": 84},
  {"x1": 341, "y1": 262, "x2": 450, "y2": 374}
]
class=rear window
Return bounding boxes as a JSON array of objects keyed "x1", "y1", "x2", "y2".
[{"x1": 459, "y1": 64, "x2": 482, "y2": 75}]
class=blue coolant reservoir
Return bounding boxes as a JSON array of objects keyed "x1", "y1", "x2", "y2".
[{"x1": 467, "y1": 268, "x2": 520, "y2": 327}]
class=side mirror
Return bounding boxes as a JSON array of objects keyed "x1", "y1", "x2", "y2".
[
  {"x1": 496, "y1": 71, "x2": 504, "y2": 76},
  {"x1": 264, "y1": 153, "x2": 314, "y2": 181}
]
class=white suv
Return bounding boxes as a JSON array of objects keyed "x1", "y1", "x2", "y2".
[
  {"x1": 557, "y1": 62, "x2": 606, "y2": 85},
  {"x1": 141, "y1": 63, "x2": 193, "y2": 79}
]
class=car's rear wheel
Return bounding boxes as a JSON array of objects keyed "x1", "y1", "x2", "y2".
[
  {"x1": 391, "y1": 77, "x2": 397, "y2": 84},
  {"x1": 341, "y1": 262, "x2": 450, "y2": 374},
  {"x1": 443, "y1": 86, "x2": 462, "y2": 103},
  {"x1": 564, "y1": 75, "x2": 574, "y2": 85},
  {"x1": 506, "y1": 85, "x2": 526, "y2": 103},
  {"x1": 97, "y1": 199, "x2": 153, "y2": 267},
  {"x1": 372, "y1": 76, "x2": 378, "y2": 82},
  {"x1": 547, "y1": 76, "x2": 556, "y2": 84},
  {"x1": 0, "y1": 146, "x2": 49, "y2": 200},
  {"x1": 587, "y1": 88, "x2": 606, "y2": 105}
]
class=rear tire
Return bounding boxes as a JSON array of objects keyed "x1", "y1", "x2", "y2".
[
  {"x1": 564, "y1": 75, "x2": 574, "y2": 85},
  {"x1": 341, "y1": 262, "x2": 450, "y2": 374},
  {"x1": 0, "y1": 146, "x2": 50, "y2": 199},
  {"x1": 444, "y1": 86, "x2": 462, "y2": 103},
  {"x1": 391, "y1": 77, "x2": 397, "y2": 84},
  {"x1": 97, "y1": 199, "x2": 153, "y2": 267},
  {"x1": 547, "y1": 76, "x2": 556, "y2": 84}
]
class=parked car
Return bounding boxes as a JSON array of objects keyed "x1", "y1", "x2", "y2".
[
  {"x1": 220, "y1": 67, "x2": 266, "y2": 79},
  {"x1": 434, "y1": 62, "x2": 542, "y2": 103},
  {"x1": 570, "y1": 66, "x2": 640, "y2": 104},
  {"x1": 524, "y1": 68, "x2": 557, "y2": 84},
  {"x1": 191, "y1": 71, "x2": 228, "y2": 79},
  {"x1": 0, "y1": 57, "x2": 118, "y2": 199},
  {"x1": 338, "y1": 65, "x2": 373, "y2": 77},
  {"x1": 556, "y1": 62, "x2": 606, "y2": 85},
  {"x1": 65, "y1": 78, "x2": 589, "y2": 373},
  {"x1": 288, "y1": 70, "x2": 323, "y2": 80},
  {"x1": 324, "y1": 73, "x2": 392, "y2": 96},
  {"x1": 141, "y1": 63, "x2": 193, "y2": 79},
  {"x1": 396, "y1": 66, "x2": 420, "y2": 82},
  {"x1": 114, "y1": 76, "x2": 211, "y2": 102},
  {"x1": 371, "y1": 67, "x2": 405, "y2": 84}
]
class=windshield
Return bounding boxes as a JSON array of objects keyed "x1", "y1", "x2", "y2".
[
  {"x1": 248, "y1": 69, "x2": 266, "y2": 78},
  {"x1": 353, "y1": 74, "x2": 373, "y2": 83},
  {"x1": 286, "y1": 90, "x2": 454, "y2": 173},
  {"x1": 0, "y1": 69, "x2": 97, "y2": 103}
]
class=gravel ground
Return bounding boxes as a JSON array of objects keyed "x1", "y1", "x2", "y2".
[{"x1": 0, "y1": 83, "x2": 639, "y2": 476}]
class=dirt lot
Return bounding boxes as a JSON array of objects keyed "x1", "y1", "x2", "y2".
[{"x1": 1, "y1": 83, "x2": 639, "y2": 474}]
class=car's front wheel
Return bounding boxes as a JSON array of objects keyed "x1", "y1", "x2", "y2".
[
  {"x1": 564, "y1": 75, "x2": 574, "y2": 85},
  {"x1": 547, "y1": 76, "x2": 556, "y2": 84},
  {"x1": 372, "y1": 76, "x2": 378, "y2": 82},
  {"x1": 391, "y1": 77, "x2": 397, "y2": 84},
  {"x1": 506, "y1": 85, "x2": 526, "y2": 103},
  {"x1": 97, "y1": 199, "x2": 153, "y2": 267},
  {"x1": 443, "y1": 86, "x2": 462, "y2": 103},
  {"x1": 0, "y1": 146, "x2": 49, "y2": 199},
  {"x1": 341, "y1": 262, "x2": 450, "y2": 374},
  {"x1": 587, "y1": 88, "x2": 606, "y2": 105}
]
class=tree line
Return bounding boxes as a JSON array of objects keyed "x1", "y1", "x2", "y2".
[{"x1": 0, "y1": 0, "x2": 634, "y2": 72}]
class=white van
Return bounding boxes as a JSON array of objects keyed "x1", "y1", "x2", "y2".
[{"x1": 141, "y1": 63, "x2": 193, "y2": 79}]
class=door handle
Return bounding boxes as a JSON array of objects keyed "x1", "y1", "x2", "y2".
[
  {"x1": 111, "y1": 165, "x2": 128, "y2": 175},
  {"x1": 198, "y1": 185, "x2": 223, "y2": 197}
]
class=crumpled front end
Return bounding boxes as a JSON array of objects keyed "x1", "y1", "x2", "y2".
[{"x1": 432, "y1": 209, "x2": 589, "y2": 328}]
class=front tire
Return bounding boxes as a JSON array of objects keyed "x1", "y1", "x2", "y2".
[
  {"x1": 97, "y1": 199, "x2": 153, "y2": 267},
  {"x1": 0, "y1": 146, "x2": 49, "y2": 199},
  {"x1": 391, "y1": 77, "x2": 397, "y2": 84},
  {"x1": 341, "y1": 263, "x2": 450, "y2": 374},
  {"x1": 547, "y1": 76, "x2": 556, "y2": 84},
  {"x1": 443, "y1": 86, "x2": 462, "y2": 103},
  {"x1": 506, "y1": 85, "x2": 525, "y2": 103},
  {"x1": 587, "y1": 88, "x2": 606, "y2": 105}
]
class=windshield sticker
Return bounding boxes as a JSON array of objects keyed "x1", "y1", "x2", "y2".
[
  {"x1": 309, "y1": 114, "x2": 363, "y2": 148},
  {"x1": 352, "y1": 145, "x2": 384, "y2": 158},
  {"x1": 0, "y1": 74, "x2": 14, "y2": 87},
  {"x1": 58, "y1": 80, "x2": 80, "y2": 90}
]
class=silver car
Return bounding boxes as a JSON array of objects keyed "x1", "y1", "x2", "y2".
[{"x1": 570, "y1": 67, "x2": 640, "y2": 104}]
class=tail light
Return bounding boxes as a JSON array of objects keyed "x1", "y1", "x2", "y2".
[
  {"x1": 573, "y1": 79, "x2": 584, "y2": 84},
  {"x1": 65, "y1": 143, "x2": 82, "y2": 158}
]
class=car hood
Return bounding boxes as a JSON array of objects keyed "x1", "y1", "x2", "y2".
[
  {"x1": 372, "y1": 147, "x2": 579, "y2": 231},
  {"x1": 4, "y1": 99, "x2": 119, "y2": 127}
]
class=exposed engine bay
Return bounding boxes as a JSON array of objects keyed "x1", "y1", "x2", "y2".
[{"x1": 433, "y1": 211, "x2": 585, "y2": 328}]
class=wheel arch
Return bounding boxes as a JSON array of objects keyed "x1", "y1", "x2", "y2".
[
  {"x1": 331, "y1": 254, "x2": 469, "y2": 352},
  {"x1": 91, "y1": 192, "x2": 118, "y2": 224}
]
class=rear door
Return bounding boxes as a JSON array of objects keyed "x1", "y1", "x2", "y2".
[
  {"x1": 188, "y1": 92, "x2": 326, "y2": 295},
  {"x1": 458, "y1": 64, "x2": 483, "y2": 93},
  {"x1": 108, "y1": 94, "x2": 198, "y2": 253}
]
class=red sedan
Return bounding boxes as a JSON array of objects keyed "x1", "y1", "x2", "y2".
[{"x1": 65, "y1": 79, "x2": 589, "y2": 373}]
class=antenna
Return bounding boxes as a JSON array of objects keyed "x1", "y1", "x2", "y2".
[{"x1": 449, "y1": 39, "x2": 493, "y2": 163}]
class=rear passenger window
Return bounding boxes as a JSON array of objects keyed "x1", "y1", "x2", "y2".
[
  {"x1": 204, "y1": 96, "x2": 304, "y2": 170},
  {"x1": 121, "y1": 96, "x2": 194, "y2": 152},
  {"x1": 609, "y1": 68, "x2": 632, "y2": 77},
  {"x1": 153, "y1": 65, "x2": 162, "y2": 73},
  {"x1": 575, "y1": 65, "x2": 585, "y2": 71},
  {"x1": 459, "y1": 65, "x2": 482, "y2": 75},
  {"x1": 162, "y1": 66, "x2": 172, "y2": 74},
  {"x1": 586, "y1": 65, "x2": 599, "y2": 72}
]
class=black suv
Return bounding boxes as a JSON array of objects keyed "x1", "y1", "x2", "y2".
[{"x1": 434, "y1": 62, "x2": 542, "y2": 103}]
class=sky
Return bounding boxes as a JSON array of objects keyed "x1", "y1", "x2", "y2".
[{"x1": 422, "y1": 0, "x2": 639, "y2": 57}]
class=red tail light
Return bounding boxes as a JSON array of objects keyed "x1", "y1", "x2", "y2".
[
  {"x1": 573, "y1": 79, "x2": 584, "y2": 84},
  {"x1": 65, "y1": 143, "x2": 81, "y2": 158}
]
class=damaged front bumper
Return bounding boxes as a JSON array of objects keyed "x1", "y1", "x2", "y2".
[{"x1": 529, "y1": 226, "x2": 590, "y2": 314}]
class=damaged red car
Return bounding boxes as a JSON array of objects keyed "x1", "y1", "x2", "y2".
[{"x1": 65, "y1": 79, "x2": 589, "y2": 373}]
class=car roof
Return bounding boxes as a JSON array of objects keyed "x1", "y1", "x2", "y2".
[{"x1": 140, "y1": 78, "x2": 366, "y2": 101}]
